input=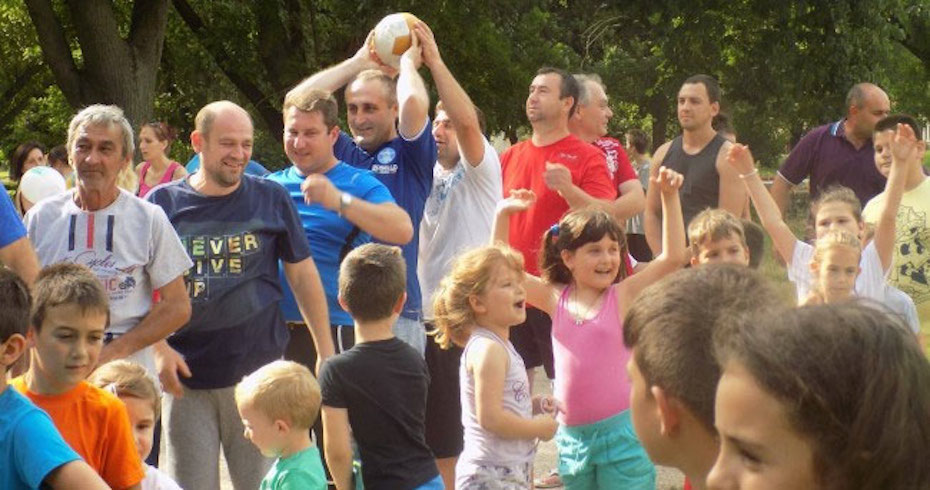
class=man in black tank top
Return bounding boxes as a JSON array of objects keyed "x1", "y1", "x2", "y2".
[{"x1": 644, "y1": 75, "x2": 747, "y2": 254}]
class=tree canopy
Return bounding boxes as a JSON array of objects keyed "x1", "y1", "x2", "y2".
[{"x1": 2, "y1": 0, "x2": 929, "y2": 170}]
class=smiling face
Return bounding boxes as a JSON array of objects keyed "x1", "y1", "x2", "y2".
[
  {"x1": 693, "y1": 233, "x2": 751, "y2": 267},
  {"x1": 811, "y1": 245, "x2": 860, "y2": 304},
  {"x1": 284, "y1": 107, "x2": 338, "y2": 175},
  {"x1": 470, "y1": 262, "x2": 527, "y2": 329},
  {"x1": 71, "y1": 123, "x2": 130, "y2": 196},
  {"x1": 872, "y1": 129, "x2": 893, "y2": 177},
  {"x1": 677, "y1": 82, "x2": 718, "y2": 132},
  {"x1": 561, "y1": 235, "x2": 622, "y2": 290},
  {"x1": 708, "y1": 362, "x2": 819, "y2": 490},
  {"x1": 196, "y1": 108, "x2": 253, "y2": 189},
  {"x1": 346, "y1": 79, "x2": 397, "y2": 152},
  {"x1": 29, "y1": 304, "x2": 106, "y2": 395},
  {"x1": 432, "y1": 109, "x2": 460, "y2": 168}
]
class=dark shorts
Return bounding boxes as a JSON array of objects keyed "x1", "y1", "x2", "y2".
[
  {"x1": 509, "y1": 306, "x2": 554, "y2": 379},
  {"x1": 423, "y1": 324, "x2": 464, "y2": 459}
]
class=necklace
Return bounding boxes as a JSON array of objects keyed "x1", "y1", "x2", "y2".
[{"x1": 571, "y1": 286, "x2": 597, "y2": 325}]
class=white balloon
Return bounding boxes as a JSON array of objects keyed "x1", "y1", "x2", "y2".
[{"x1": 20, "y1": 166, "x2": 67, "y2": 204}]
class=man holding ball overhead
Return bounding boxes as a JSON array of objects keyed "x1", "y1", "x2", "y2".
[{"x1": 293, "y1": 15, "x2": 436, "y2": 356}]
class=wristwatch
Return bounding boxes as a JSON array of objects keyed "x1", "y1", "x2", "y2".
[{"x1": 338, "y1": 192, "x2": 353, "y2": 216}]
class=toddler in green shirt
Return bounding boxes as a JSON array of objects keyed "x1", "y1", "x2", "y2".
[{"x1": 236, "y1": 360, "x2": 327, "y2": 490}]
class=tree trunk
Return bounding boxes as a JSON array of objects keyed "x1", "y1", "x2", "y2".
[{"x1": 23, "y1": 0, "x2": 169, "y2": 128}]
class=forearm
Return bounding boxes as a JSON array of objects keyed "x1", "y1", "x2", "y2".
[
  {"x1": 479, "y1": 410, "x2": 550, "y2": 440},
  {"x1": 610, "y1": 189, "x2": 646, "y2": 222},
  {"x1": 295, "y1": 56, "x2": 370, "y2": 94},
  {"x1": 287, "y1": 261, "x2": 335, "y2": 360},
  {"x1": 644, "y1": 208, "x2": 662, "y2": 254},
  {"x1": 103, "y1": 297, "x2": 191, "y2": 359},
  {"x1": 874, "y1": 160, "x2": 908, "y2": 270},
  {"x1": 769, "y1": 174, "x2": 793, "y2": 217},
  {"x1": 658, "y1": 191, "x2": 688, "y2": 265},
  {"x1": 560, "y1": 184, "x2": 604, "y2": 210},
  {"x1": 325, "y1": 448, "x2": 353, "y2": 490},
  {"x1": 492, "y1": 208, "x2": 511, "y2": 245},
  {"x1": 344, "y1": 201, "x2": 413, "y2": 245},
  {"x1": 397, "y1": 57, "x2": 429, "y2": 138},
  {"x1": 0, "y1": 238, "x2": 39, "y2": 286},
  {"x1": 744, "y1": 173, "x2": 796, "y2": 260}
]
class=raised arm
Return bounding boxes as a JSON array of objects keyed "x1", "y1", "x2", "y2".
[
  {"x1": 471, "y1": 339, "x2": 558, "y2": 440},
  {"x1": 396, "y1": 32, "x2": 429, "y2": 139},
  {"x1": 728, "y1": 144, "x2": 798, "y2": 264},
  {"x1": 644, "y1": 142, "x2": 671, "y2": 254},
  {"x1": 292, "y1": 31, "x2": 380, "y2": 94},
  {"x1": 873, "y1": 123, "x2": 919, "y2": 271},
  {"x1": 491, "y1": 189, "x2": 559, "y2": 315},
  {"x1": 716, "y1": 141, "x2": 748, "y2": 216},
  {"x1": 619, "y1": 167, "x2": 687, "y2": 308},
  {"x1": 417, "y1": 22, "x2": 484, "y2": 165},
  {"x1": 283, "y1": 257, "x2": 334, "y2": 373}
]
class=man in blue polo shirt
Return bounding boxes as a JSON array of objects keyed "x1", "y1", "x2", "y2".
[
  {"x1": 771, "y1": 82, "x2": 891, "y2": 216},
  {"x1": 290, "y1": 28, "x2": 435, "y2": 354},
  {"x1": 0, "y1": 191, "x2": 39, "y2": 285},
  {"x1": 268, "y1": 86, "x2": 413, "y2": 360}
]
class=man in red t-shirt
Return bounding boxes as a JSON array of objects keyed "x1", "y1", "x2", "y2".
[
  {"x1": 569, "y1": 74, "x2": 645, "y2": 222},
  {"x1": 501, "y1": 67, "x2": 616, "y2": 386}
]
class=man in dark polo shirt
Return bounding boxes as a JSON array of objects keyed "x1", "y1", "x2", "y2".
[{"x1": 771, "y1": 82, "x2": 890, "y2": 215}]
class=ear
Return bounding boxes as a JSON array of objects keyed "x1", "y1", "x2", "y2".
[
  {"x1": 690, "y1": 253, "x2": 700, "y2": 267},
  {"x1": 393, "y1": 292, "x2": 407, "y2": 314},
  {"x1": 0, "y1": 334, "x2": 26, "y2": 369},
  {"x1": 560, "y1": 249, "x2": 575, "y2": 271},
  {"x1": 467, "y1": 294, "x2": 486, "y2": 315},
  {"x1": 337, "y1": 294, "x2": 350, "y2": 314},
  {"x1": 809, "y1": 259, "x2": 820, "y2": 276},
  {"x1": 274, "y1": 418, "x2": 290, "y2": 434},
  {"x1": 710, "y1": 100, "x2": 720, "y2": 117},
  {"x1": 190, "y1": 130, "x2": 204, "y2": 153},
  {"x1": 328, "y1": 125, "x2": 340, "y2": 145},
  {"x1": 652, "y1": 385, "x2": 681, "y2": 437}
]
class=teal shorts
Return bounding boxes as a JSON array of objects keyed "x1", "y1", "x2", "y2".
[{"x1": 556, "y1": 411, "x2": 655, "y2": 489}]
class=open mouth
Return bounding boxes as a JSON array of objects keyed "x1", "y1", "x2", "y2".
[{"x1": 514, "y1": 300, "x2": 525, "y2": 309}]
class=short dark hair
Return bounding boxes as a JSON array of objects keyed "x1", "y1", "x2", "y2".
[
  {"x1": 623, "y1": 265, "x2": 780, "y2": 431},
  {"x1": 339, "y1": 244, "x2": 406, "y2": 322},
  {"x1": 0, "y1": 269, "x2": 31, "y2": 344},
  {"x1": 434, "y1": 101, "x2": 488, "y2": 135},
  {"x1": 32, "y1": 263, "x2": 109, "y2": 332},
  {"x1": 537, "y1": 67, "x2": 580, "y2": 117},
  {"x1": 682, "y1": 74, "x2": 721, "y2": 104},
  {"x1": 874, "y1": 113, "x2": 923, "y2": 141},
  {"x1": 715, "y1": 302, "x2": 930, "y2": 489},
  {"x1": 626, "y1": 128, "x2": 650, "y2": 154},
  {"x1": 47, "y1": 145, "x2": 68, "y2": 166}
]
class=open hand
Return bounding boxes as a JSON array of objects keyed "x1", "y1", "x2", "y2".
[
  {"x1": 400, "y1": 26, "x2": 423, "y2": 71},
  {"x1": 890, "y1": 122, "x2": 921, "y2": 166},
  {"x1": 497, "y1": 189, "x2": 536, "y2": 215},
  {"x1": 653, "y1": 166, "x2": 684, "y2": 194},
  {"x1": 726, "y1": 143, "x2": 756, "y2": 175},
  {"x1": 413, "y1": 21, "x2": 441, "y2": 69}
]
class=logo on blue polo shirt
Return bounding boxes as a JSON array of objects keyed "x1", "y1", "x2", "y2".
[{"x1": 377, "y1": 147, "x2": 396, "y2": 164}]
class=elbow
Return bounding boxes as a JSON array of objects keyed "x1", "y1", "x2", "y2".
[{"x1": 397, "y1": 217, "x2": 414, "y2": 245}]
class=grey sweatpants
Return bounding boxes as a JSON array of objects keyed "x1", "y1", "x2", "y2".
[{"x1": 162, "y1": 384, "x2": 272, "y2": 490}]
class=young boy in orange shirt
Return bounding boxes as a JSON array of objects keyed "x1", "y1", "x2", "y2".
[{"x1": 12, "y1": 263, "x2": 144, "y2": 490}]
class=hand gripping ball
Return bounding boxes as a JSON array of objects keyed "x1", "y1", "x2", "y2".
[{"x1": 370, "y1": 13, "x2": 421, "y2": 69}]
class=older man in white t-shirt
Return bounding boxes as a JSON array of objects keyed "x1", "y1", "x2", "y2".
[{"x1": 415, "y1": 23, "x2": 502, "y2": 488}]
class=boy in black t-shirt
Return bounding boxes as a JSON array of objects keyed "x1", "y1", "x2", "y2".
[{"x1": 319, "y1": 244, "x2": 442, "y2": 490}]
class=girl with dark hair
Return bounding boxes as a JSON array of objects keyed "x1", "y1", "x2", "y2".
[
  {"x1": 135, "y1": 122, "x2": 186, "y2": 198},
  {"x1": 10, "y1": 141, "x2": 47, "y2": 215},
  {"x1": 492, "y1": 167, "x2": 688, "y2": 489}
]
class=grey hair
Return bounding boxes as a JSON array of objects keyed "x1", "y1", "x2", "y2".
[
  {"x1": 573, "y1": 73, "x2": 605, "y2": 106},
  {"x1": 845, "y1": 82, "x2": 881, "y2": 110},
  {"x1": 67, "y1": 104, "x2": 135, "y2": 160}
]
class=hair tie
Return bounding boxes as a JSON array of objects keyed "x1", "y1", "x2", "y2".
[{"x1": 550, "y1": 224, "x2": 559, "y2": 236}]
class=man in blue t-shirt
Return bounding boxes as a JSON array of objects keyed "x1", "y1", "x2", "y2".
[
  {"x1": 0, "y1": 191, "x2": 39, "y2": 285},
  {"x1": 147, "y1": 101, "x2": 333, "y2": 490},
  {"x1": 291, "y1": 24, "x2": 436, "y2": 355},
  {"x1": 267, "y1": 87, "x2": 413, "y2": 360}
]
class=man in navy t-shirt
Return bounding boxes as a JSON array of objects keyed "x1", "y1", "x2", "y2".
[
  {"x1": 147, "y1": 101, "x2": 333, "y2": 490},
  {"x1": 267, "y1": 87, "x2": 413, "y2": 360},
  {"x1": 291, "y1": 26, "x2": 436, "y2": 355}
]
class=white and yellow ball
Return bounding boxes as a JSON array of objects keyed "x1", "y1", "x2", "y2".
[{"x1": 370, "y1": 13, "x2": 421, "y2": 69}]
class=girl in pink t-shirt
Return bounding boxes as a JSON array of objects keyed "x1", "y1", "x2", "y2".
[{"x1": 494, "y1": 167, "x2": 688, "y2": 489}]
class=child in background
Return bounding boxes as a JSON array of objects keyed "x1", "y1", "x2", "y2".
[
  {"x1": 432, "y1": 244, "x2": 558, "y2": 489},
  {"x1": 319, "y1": 244, "x2": 441, "y2": 490},
  {"x1": 709, "y1": 302, "x2": 930, "y2": 489},
  {"x1": 12, "y1": 263, "x2": 144, "y2": 490},
  {"x1": 234, "y1": 360, "x2": 326, "y2": 490},
  {"x1": 494, "y1": 167, "x2": 689, "y2": 489},
  {"x1": 89, "y1": 360, "x2": 182, "y2": 490},
  {"x1": 863, "y1": 114, "x2": 930, "y2": 354},
  {"x1": 623, "y1": 265, "x2": 780, "y2": 490},
  {"x1": 0, "y1": 268, "x2": 108, "y2": 490},
  {"x1": 727, "y1": 124, "x2": 913, "y2": 303},
  {"x1": 687, "y1": 209, "x2": 750, "y2": 267},
  {"x1": 801, "y1": 230, "x2": 861, "y2": 305}
]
